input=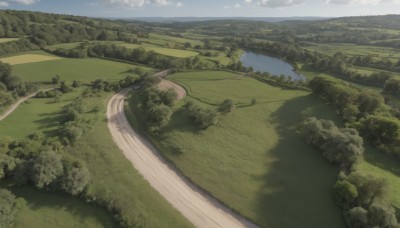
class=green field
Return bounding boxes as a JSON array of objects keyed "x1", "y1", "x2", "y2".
[
  {"x1": 147, "y1": 33, "x2": 203, "y2": 47},
  {"x1": 304, "y1": 43, "x2": 400, "y2": 62},
  {"x1": 0, "y1": 38, "x2": 20, "y2": 43},
  {"x1": 13, "y1": 53, "x2": 151, "y2": 83},
  {"x1": 1, "y1": 182, "x2": 117, "y2": 228},
  {"x1": 126, "y1": 71, "x2": 345, "y2": 228},
  {"x1": 120, "y1": 43, "x2": 199, "y2": 58},
  {"x1": 0, "y1": 54, "x2": 61, "y2": 65},
  {"x1": 0, "y1": 59, "x2": 191, "y2": 227}
]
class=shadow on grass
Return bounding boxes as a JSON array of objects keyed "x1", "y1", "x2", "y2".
[
  {"x1": 34, "y1": 112, "x2": 64, "y2": 136},
  {"x1": 256, "y1": 95, "x2": 345, "y2": 228},
  {"x1": 364, "y1": 145, "x2": 400, "y2": 177},
  {"x1": 0, "y1": 182, "x2": 118, "y2": 227}
]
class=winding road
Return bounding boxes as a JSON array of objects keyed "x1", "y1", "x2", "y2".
[{"x1": 107, "y1": 88, "x2": 258, "y2": 228}]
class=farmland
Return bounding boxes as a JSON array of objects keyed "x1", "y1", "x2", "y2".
[
  {"x1": 126, "y1": 70, "x2": 345, "y2": 228},
  {"x1": 0, "y1": 54, "x2": 61, "y2": 65},
  {"x1": 120, "y1": 43, "x2": 199, "y2": 58}
]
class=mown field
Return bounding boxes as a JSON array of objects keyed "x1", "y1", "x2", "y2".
[
  {"x1": 0, "y1": 38, "x2": 20, "y2": 43},
  {"x1": 0, "y1": 59, "x2": 191, "y2": 227},
  {"x1": 0, "y1": 53, "x2": 61, "y2": 65},
  {"x1": 126, "y1": 70, "x2": 346, "y2": 228},
  {"x1": 12, "y1": 52, "x2": 151, "y2": 83},
  {"x1": 120, "y1": 43, "x2": 199, "y2": 58}
]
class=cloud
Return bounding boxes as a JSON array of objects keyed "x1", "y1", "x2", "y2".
[
  {"x1": 244, "y1": 0, "x2": 252, "y2": 3},
  {"x1": 0, "y1": 1, "x2": 9, "y2": 7},
  {"x1": 103, "y1": 0, "x2": 175, "y2": 7},
  {"x1": 255, "y1": 0, "x2": 303, "y2": 7},
  {"x1": 176, "y1": 1, "x2": 182, "y2": 7},
  {"x1": 327, "y1": 0, "x2": 400, "y2": 4},
  {"x1": 234, "y1": 3, "x2": 241, "y2": 7},
  {"x1": 10, "y1": 0, "x2": 38, "y2": 5}
]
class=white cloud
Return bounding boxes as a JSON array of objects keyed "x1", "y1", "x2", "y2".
[
  {"x1": 103, "y1": 0, "x2": 175, "y2": 7},
  {"x1": 234, "y1": 3, "x2": 241, "y2": 7},
  {"x1": 244, "y1": 0, "x2": 252, "y2": 3},
  {"x1": 255, "y1": 0, "x2": 303, "y2": 8},
  {"x1": 327, "y1": 0, "x2": 400, "y2": 4},
  {"x1": 176, "y1": 2, "x2": 183, "y2": 7},
  {"x1": 0, "y1": 1, "x2": 9, "y2": 7},
  {"x1": 10, "y1": 0, "x2": 38, "y2": 5}
]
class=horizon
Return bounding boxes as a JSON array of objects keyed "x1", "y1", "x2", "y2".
[{"x1": 0, "y1": 0, "x2": 400, "y2": 18}]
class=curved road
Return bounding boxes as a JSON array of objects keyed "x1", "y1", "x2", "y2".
[
  {"x1": 0, "y1": 89, "x2": 52, "y2": 121},
  {"x1": 107, "y1": 88, "x2": 258, "y2": 228}
]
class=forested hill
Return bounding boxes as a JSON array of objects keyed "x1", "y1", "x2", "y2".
[{"x1": 0, "y1": 10, "x2": 141, "y2": 47}]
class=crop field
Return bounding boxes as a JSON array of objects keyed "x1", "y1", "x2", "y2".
[
  {"x1": 120, "y1": 43, "x2": 199, "y2": 58},
  {"x1": 0, "y1": 38, "x2": 20, "y2": 43},
  {"x1": 13, "y1": 54, "x2": 151, "y2": 83},
  {"x1": 0, "y1": 54, "x2": 61, "y2": 65},
  {"x1": 126, "y1": 70, "x2": 346, "y2": 228}
]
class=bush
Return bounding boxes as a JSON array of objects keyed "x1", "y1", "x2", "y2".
[
  {"x1": 185, "y1": 101, "x2": 219, "y2": 129},
  {"x1": 146, "y1": 104, "x2": 172, "y2": 131},
  {"x1": 31, "y1": 150, "x2": 64, "y2": 189},
  {"x1": 219, "y1": 99, "x2": 236, "y2": 113},
  {"x1": 61, "y1": 160, "x2": 90, "y2": 195},
  {"x1": 0, "y1": 189, "x2": 26, "y2": 227}
]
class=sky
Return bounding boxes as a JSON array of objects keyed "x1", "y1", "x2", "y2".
[{"x1": 0, "y1": 0, "x2": 400, "y2": 18}]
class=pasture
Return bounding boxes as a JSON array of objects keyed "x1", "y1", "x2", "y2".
[
  {"x1": 126, "y1": 70, "x2": 345, "y2": 228},
  {"x1": 13, "y1": 54, "x2": 151, "y2": 83},
  {"x1": 0, "y1": 54, "x2": 61, "y2": 65},
  {"x1": 120, "y1": 43, "x2": 199, "y2": 58}
]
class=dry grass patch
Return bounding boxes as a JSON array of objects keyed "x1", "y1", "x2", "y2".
[{"x1": 0, "y1": 54, "x2": 61, "y2": 65}]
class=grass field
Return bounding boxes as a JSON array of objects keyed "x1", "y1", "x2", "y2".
[
  {"x1": 147, "y1": 33, "x2": 203, "y2": 47},
  {"x1": 120, "y1": 43, "x2": 199, "y2": 58},
  {"x1": 13, "y1": 54, "x2": 151, "y2": 83},
  {"x1": 0, "y1": 59, "x2": 191, "y2": 227},
  {"x1": 304, "y1": 43, "x2": 400, "y2": 62},
  {"x1": 46, "y1": 41, "x2": 124, "y2": 51},
  {"x1": 1, "y1": 182, "x2": 117, "y2": 228},
  {"x1": 126, "y1": 70, "x2": 345, "y2": 228},
  {"x1": 0, "y1": 38, "x2": 20, "y2": 43},
  {"x1": 0, "y1": 54, "x2": 61, "y2": 65}
]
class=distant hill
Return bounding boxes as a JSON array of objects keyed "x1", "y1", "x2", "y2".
[{"x1": 120, "y1": 17, "x2": 333, "y2": 23}]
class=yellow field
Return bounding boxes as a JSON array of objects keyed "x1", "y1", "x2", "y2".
[
  {"x1": 0, "y1": 54, "x2": 61, "y2": 65},
  {"x1": 0, "y1": 38, "x2": 20, "y2": 43}
]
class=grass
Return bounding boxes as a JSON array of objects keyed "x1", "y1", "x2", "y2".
[
  {"x1": 46, "y1": 41, "x2": 124, "y2": 51},
  {"x1": 120, "y1": 43, "x2": 199, "y2": 58},
  {"x1": 126, "y1": 70, "x2": 345, "y2": 228},
  {"x1": 0, "y1": 38, "x2": 20, "y2": 43},
  {"x1": 148, "y1": 33, "x2": 203, "y2": 46},
  {"x1": 0, "y1": 54, "x2": 61, "y2": 65},
  {"x1": 304, "y1": 43, "x2": 400, "y2": 62},
  {"x1": 13, "y1": 54, "x2": 151, "y2": 83},
  {"x1": 0, "y1": 58, "x2": 192, "y2": 227},
  {"x1": 1, "y1": 182, "x2": 118, "y2": 228}
]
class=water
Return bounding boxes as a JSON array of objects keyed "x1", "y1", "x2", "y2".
[{"x1": 240, "y1": 51, "x2": 305, "y2": 81}]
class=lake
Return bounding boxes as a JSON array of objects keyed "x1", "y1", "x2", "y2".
[{"x1": 240, "y1": 51, "x2": 305, "y2": 81}]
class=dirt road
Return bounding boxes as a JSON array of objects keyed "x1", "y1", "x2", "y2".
[
  {"x1": 107, "y1": 88, "x2": 258, "y2": 228},
  {"x1": 0, "y1": 89, "x2": 52, "y2": 122},
  {"x1": 157, "y1": 79, "x2": 186, "y2": 100}
]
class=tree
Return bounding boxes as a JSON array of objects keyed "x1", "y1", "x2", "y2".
[
  {"x1": 0, "y1": 189, "x2": 26, "y2": 227},
  {"x1": 160, "y1": 89, "x2": 178, "y2": 107},
  {"x1": 333, "y1": 179, "x2": 358, "y2": 207},
  {"x1": 52, "y1": 75, "x2": 60, "y2": 84},
  {"x1": 219, "y1": 99, "x2": 236, "y2": 113},
  {"x1": 368, "y1": 203, "x2": 399, "y2": 228},
  {"x1": 146, "y1": 104, "x2": 172, "y2": 131},
  {"x1": 31, "y1": 151, "x2": 64, "y2": 188},
  {"x1": 383, "y1": 78, "x2": 400, "y2": 96},
  {"x1": 349, "y1": 207, "x2": 368, "y2": 228},
  {"x1": 61, "y1": 165, "x2": 90, "y2": 195},
  {"x1": 0, "y1": 61, "x2": 11, "y2": 82}
]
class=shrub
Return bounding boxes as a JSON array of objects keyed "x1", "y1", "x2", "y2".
[{"x1": 219, "y1": 99, "x2": 236, "y2": 113}]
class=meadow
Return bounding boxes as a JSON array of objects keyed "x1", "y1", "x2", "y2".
[
  {"x1": 12, "y1": 52, "x2": 151, "y2": 83},
  {"x1": 126, "y1": 70, "x2": 346, "y2": 228},
  {"x1": 0, "y1": 53, "x2": 61, "y2": 65},
  {"x1": 0, "y1": 59, "x2": 191, "y2": 227},
  {"x1": 120, "y1": 43, "x2": 199, "y2": 58},
  {"x1": 0, "y1": 38, "x2": 20, "y2": 43}
]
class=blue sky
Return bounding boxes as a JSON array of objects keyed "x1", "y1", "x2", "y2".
[{"x1": 1, "y1": 0, "x2": 400, "y2": 17}]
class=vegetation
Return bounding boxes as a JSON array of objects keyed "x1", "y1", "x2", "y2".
[{"x1": 126, "y1": 70, "x2": 345, "y2": 228}]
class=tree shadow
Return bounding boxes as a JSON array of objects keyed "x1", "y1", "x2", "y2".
[
  {"x1": 34, "y1": 112, "x2": 64, "y2": 136},
  {"x1": 256, "y1": 95, "x2": 345, "y2": 228}
]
